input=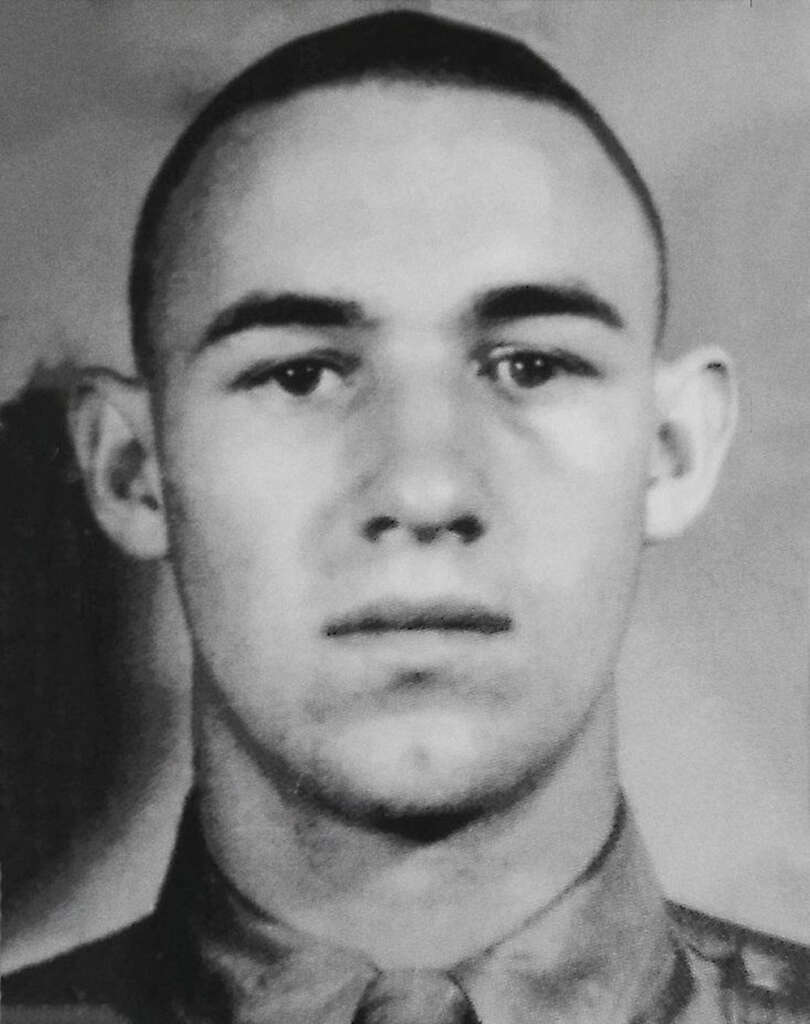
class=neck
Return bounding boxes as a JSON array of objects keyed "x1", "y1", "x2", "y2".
[{"x1": 195, "y1": 689, "x2": 620, "y2": 969}]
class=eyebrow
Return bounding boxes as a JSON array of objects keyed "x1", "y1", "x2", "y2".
[
  {"x1": 199, "y1": 291, "x2": 370, "y2": 350},
  {"x1": 199, "y1": 281, "x2": 623, "y2": 353},
  {"x1": 472, "y1": 283, "x2": 624, "y2": 331}
]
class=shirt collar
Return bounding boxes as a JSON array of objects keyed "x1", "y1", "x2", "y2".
[{"x1": 152, "y1": 796, "x2": 690, "y2": 1024}]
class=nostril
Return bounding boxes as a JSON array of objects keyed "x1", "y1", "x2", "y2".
[
  {"x1": 363, "y1": 514, "x2": 398, "y2": 542},
  {"x1": 450, "y1": 514, "x2": 484, "y2": 543},
  {"x1": 362, "y1": 514, "x2": 484, "y2": 544}
]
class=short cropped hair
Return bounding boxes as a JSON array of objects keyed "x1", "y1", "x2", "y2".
[{"x1": 129, "y1": 9, "x2": 668, "y2": 379}]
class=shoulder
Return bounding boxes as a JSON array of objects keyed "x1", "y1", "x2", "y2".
[
  {"x1": 667, "y1": 901, "x2": 810, "y2": 1022},
  {"x1": 2, "y1": 916, "x2": 168, "y2": 1024}
]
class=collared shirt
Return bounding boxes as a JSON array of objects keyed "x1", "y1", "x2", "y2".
[{"x1": 6, "y1": 797, "x2": 810, "y2": 1024}]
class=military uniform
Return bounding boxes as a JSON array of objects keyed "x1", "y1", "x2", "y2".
[{"x1": 5, "y1": 799, "x2": 810, "y2": 1023}]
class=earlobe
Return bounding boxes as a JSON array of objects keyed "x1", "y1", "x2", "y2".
[
  {"x1": 645, "y1": 347, "x2": 738, "y2": 542},
  {"x1": 68, "y1": 370, "x2": 168, "y2": 560}
]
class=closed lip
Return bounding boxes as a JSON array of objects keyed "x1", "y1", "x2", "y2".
[{"x1": 322, "y1": 599, "x2": 513, "y2": 638}]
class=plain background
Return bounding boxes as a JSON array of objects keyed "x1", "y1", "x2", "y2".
[{"x1": 1, "y1": 0, "x2": 808, "y2": 966}]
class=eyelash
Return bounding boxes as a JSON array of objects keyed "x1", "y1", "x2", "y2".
[{"x1": 228, "y1": 347, "x2": 598, "y2": 397}]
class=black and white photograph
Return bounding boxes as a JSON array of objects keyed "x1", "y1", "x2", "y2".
[{"x1": 1, "y1": 2, "x2": 809, "y2": 1021}]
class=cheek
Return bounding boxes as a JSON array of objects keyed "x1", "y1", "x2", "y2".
[
  {"x1": 506, "y1": 398, "x2": 651, "y2": 594},
  {"x1": 164, "y1": 401, "x2": 333, "y2": 532},
  {"x1": 159, "y1": 402, "x2": 341, "y2": 623}
]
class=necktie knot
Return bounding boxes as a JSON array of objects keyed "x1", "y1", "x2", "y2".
[{"x1": 353, "y1": 969, "x2": 479, "y2": 1024}]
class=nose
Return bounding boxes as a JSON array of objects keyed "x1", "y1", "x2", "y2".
[{"x1": 357, "y1": 370, "x2": 489, "y2": 548}]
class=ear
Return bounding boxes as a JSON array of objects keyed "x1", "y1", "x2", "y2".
[
  {"x1": 68, "y1": 369, "x2": 168, "y2": 559},
  {"x1": 645, "y1": 347, "x2": 738, "y2": 542}
]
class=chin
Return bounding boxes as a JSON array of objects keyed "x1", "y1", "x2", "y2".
[{"x1": 295, "y1": 709, "x2": 543, "y2": 834}]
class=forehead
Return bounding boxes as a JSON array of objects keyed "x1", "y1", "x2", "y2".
[{"x1": 153, "y1": 82, "x2": 658, "y2": 347}]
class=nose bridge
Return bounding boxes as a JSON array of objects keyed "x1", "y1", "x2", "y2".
[
  {"x1": 379, "y1": 331, "x2": 468, "y2": 472},
  {"x1": 391, "y1": 348, "x2": 458, "y2": 455}
]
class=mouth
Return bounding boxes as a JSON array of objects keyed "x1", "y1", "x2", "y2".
[{"x1": 323, "y1": 600, "x2": 512, "y2": 639}]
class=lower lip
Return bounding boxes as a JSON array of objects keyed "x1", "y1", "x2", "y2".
[{"x1": 328, "y1": 629, "x2": 506, "y2": 657}]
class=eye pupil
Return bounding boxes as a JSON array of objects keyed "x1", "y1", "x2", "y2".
[
  {"x1": 508, "y1": 353, "x2": 552, "y2": 388},
  {"x1": 278, "y1": 361, "x2": 323, "y2": 396}
]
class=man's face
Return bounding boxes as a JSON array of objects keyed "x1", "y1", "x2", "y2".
[{"x1": 150, "y1": 83, "x2": 660, "y2": 821}]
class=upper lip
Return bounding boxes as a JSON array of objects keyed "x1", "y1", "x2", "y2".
[{"x1": 323, "y1": 599, "x2": 513, "y2": 638}]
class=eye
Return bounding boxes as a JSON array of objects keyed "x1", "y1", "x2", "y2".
[
  {"x1": 231, "y1": 354, "x2": 353, "y2": 398},
  {"x1": 273, "y1": 359, "x2": 341, "y2": 397},
  {"x1": 481, "y1": 348, "x2": 597, "y2": 392}
]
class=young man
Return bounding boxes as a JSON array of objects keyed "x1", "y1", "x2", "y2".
[{"x1": 6, "y1": 10, "x2": 808, "y2": 1023}]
